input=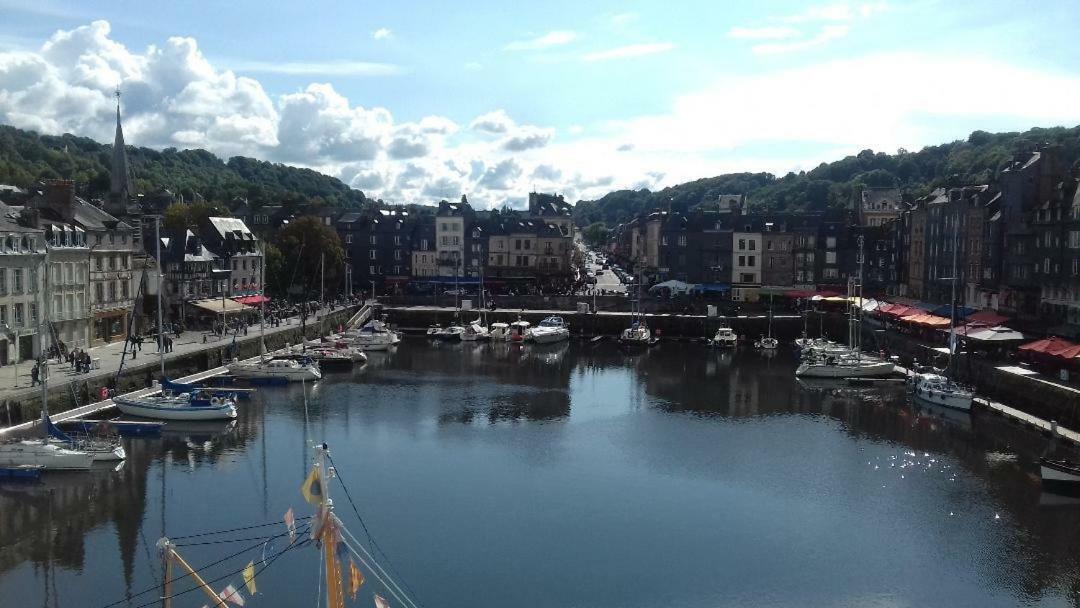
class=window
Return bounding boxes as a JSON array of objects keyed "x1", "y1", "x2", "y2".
[
  {"x1": 739, "y1": 273, "x2": 755, "y2": 283},
  {"x1": 661, "y1": 236, "x2": 669, "y2": 246},
  {"x1": 440, "y1": 223, "x2": 448, "y2": 231},
  {"x1": 421, "y1": 239, "x2": 429, "y2": 249},
  {"x1": 95, "y1": 282, "x2": 104, "y2": 303},
  {"x1": 30, "y1": 302, "x2": 37, "y2": 323},
  {"x1": 678, "y1": 235, "x2": 686, "y2": 247},
  {"x1": 823, "y1": 268, "x2": 839, "y2": 279},
  {"x1": 1074, "y1": 259, "x2": 1079, "y2": 276},
  {"x1": 826, "y1": 251, "x2": 837, "y2": 264},
  {"x1": 95, "y1": 256, "x2": 103, "y2": 271},
  {"x1": 122, "y1": 281, "x2": 130, "y2": 299},
  {"x1": 738, "y1": 239, "x2": 746, "y2": 250},
  {"x1": 369, "y1": 235, "x2": 377, "y2": 245},
  {"x1": 0, "y1": 268, "x2": 5, "y2": 295},
  {"x1": 767, "y1": 240, "x2": 774, "y2": 251},
  {"x1": 346, "y1": 234, "x2": 353, "y2": 244},
  {"x1": 108, "y1": 281, "x2": 117, "y2": 302},
  {"x1": 524, "y1": 240, "x2": 530, "y2": 250},
  {"x1": 12, "y1": 269, "x2": 22, "y2": 293},
  {"x1": 749, "y1": 240, "x2": 756, "y2": 251},
  {"x1": 369, "y1": 265, "x2": 376, "y2": 275},
  {"x1": 747, "y1": 256, "x2": 755, "y2": 266},
  {"x1": 394, "y1": 236, "x2": 401, "y2": 246},
  {"x1": 738, "y1": 255, "x2": 745, "y2": 266},
  {"x1": 515, "y1": 239, "x2": 522, "y2": 250},
  {"x1": 1044, "y1": 258, "x2": 1051, "y2": 274},
  {"x1": 369, "y1": 250, "x2": 377, "y2": 260},
  {"x1": 826, "y1": 236, "x2": 837, "y2": 248},
  {"x1": 13, "y1": 303, "x2": 23, "y2": 327},
  {"x1": 440, "y1": 236, "x2": 448, "y2": 246},
  {"x1": 394, "y1": 250, "x2": 402, "y2": 260},
  {"x1": 0, "y1": 304, "x2": 6, "y2": 325}
]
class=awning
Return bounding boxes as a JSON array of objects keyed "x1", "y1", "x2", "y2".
[
  {"x1": 233, "y1": 295, "x2": 269, "y2": 305},
  {"x1": 691, "y1": 283, "x2": 730, "y2": 294},
  {"x1": 1019, "y1": 336, "x2": 1075, "y2": 355},
  {"x1": 930, "y1": 304, "x2": 977, "y2": 318},
  {"x1": 901, "y1": 313, "x2": 951, "y2": 328},
  {"x1": 190, "y1": 298, "x2": 253, "y2": 315},
  {"x1": 965, "y1": 326, "x2": 1026, "y2": 343},
  {"x1": 649, "y1": 280, "x2": 694, "y2": 294},
  {"x1": 967, "y1": 310, "x2": 1010, "y2": 326}
]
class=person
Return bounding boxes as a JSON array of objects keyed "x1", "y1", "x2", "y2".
[{"x1": 30, "y1": 362, "x2": 40, "y2": 386}]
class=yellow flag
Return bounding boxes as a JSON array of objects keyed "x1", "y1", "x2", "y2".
[
  {"x1": 348, "y1": 558, "x2": 365, "y2": 599},
  {"x1": 300, "y1": 466, "x2": 323, "y2": 505},
  {"x1": 243, "y1": 560, "x2": 257, "y2": 595}
]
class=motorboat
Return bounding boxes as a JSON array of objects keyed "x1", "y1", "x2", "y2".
[
  {"x1": 0, "y1": 441, "x2": 94, "y2": 470},
  {"x1": 755, "y1": 336, "x2": 779, "y2": 350},
  {"x1": 912, "y1": 372, "x2": 973, "y2": 411},
  {"x1": 711, "y1": 327, "x2": 738, "y2": 348},
  {"x1": 508, "y1": 320, "x2": 531, "y2": 342},
  {"x1": 460, "y1": 319, "x2": 491, "y2": 341},
  {"x1": 528, "y1": 316, "x2": 570, "y2": 344},
  {"x1": 489, "y1": 322, "x2": 510, "y2": 341},
  {"x1": 350, "y1": 320, "x2": 401, "y2": 351},
  {"x1": 1040, "y1": 458, "x2": 1080, "y2": 496},
  {"x1": 228, "y1": 356, "x2": 322, "y2": 382},
  {"x1": 795, "y1": 354, "x2": 895, "y2": 378},
  {"x1": 114, "y1": 390, "x2": 239, "y2": 421},
  {"x1": 619, "y1": 321, "x2": 652, "y2": 347}
]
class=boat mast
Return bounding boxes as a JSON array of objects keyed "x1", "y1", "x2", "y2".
[
  {"x1": 38, "y1": 247, "x2": 49, "y2": 440},
  {"x1": 259, "y1": 241, "x2": 266, "y2": 355},
  {"x1": 155, "y1": 215, "x2": 165, "y2": 380},
  {"x1": 856, "y1": 234, "x2": 864, "y2": 363},
  {"x1": 947, "y1": 211, "x2": 959, "y2": 386}
]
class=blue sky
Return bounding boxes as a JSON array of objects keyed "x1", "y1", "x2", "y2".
[{"x1": 1, "y1": 0, "x2": 1079, "y2": 207}]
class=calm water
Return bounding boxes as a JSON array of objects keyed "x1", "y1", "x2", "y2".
[{"x1": 3, "y1": 342, "x2": 1080, "y2": 608}]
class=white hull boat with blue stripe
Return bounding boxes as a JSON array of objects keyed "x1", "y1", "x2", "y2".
[{"x1": 114, "y1": 391, "x2": 238, "y2": 421}]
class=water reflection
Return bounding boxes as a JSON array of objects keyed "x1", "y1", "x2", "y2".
[{"x1": 2, "y1": 342, "x2": 1080, "y2": 608}]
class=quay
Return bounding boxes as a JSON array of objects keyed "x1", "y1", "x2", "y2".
[{"x1": 0, "y1": 304, "x2": 371, "y2": 431}]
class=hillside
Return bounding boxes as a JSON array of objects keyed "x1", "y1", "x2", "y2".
[
  {"x1": 0, "y1": 125, "x2": 367, "y2": 209},
  {"x1": 573, "y1": 126, "x2": 1080, "y2": 227}
]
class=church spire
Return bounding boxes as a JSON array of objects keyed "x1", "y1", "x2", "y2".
[{"x1": 109, "y1": 87, "x2": 132, "y2": 211}]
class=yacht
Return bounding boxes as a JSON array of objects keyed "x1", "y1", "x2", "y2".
[
  {"x1": 711, "y1": 327, "x2": 738, "y2": 348},
  {"x1": 350, "y1": 320, "x2": 401, "y2": 351},
  {"x1": 489, "y1": 322, "x2": 510, "y2": 341},
  {"x1": 528, "y1": 316, "x2": 571, "y2": 344},
  {"x1": 114, "y1": 390, "x2": 239, "y2": 421},
  {"x1": 0, "y1": 441, "x2": 94, "y2": 470},
  {"x1": 912, "y1": 372, "x2": 972, "y2": 411},
  {"x1": 45, "y1": 417, "x2": 125, "y2": 462},
  {"x1": 430, "y1": 324, "x2": 466, "y2": 340},
  {"x1": 460, "y1": 318, "x2": 491, "y2": 341},
  {"x1": 755, "y1": 336, "x2": 779, "y2": 350},
  {"x1": 619, "y1": 321, "x2": 652, "y2": 347},
  {"x1": 796, "y1": 354, "x2": 895, "y2": 378},
  {"x1": 228, "y1": 357, "x2": 322, "y2": 382}
]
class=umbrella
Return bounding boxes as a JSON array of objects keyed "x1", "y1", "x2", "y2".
[
  {"x1": 648, "y1": 280, "x2": 692, "y2": 294},
  {"x1": 964, "y1": 326, "x2": 1026, "y2": 342}
]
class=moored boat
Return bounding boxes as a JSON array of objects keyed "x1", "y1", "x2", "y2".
[
  {"x1": 1040, "y1": 458, "x2": 1080, "y2": 496},
  {"x1": 528, "y1": 316, "x2": 570, "y2": 344},
  {"x1": 228, "y1": 357, "x2": 322, "y2": 382},
  {"x1": 711, "y1": 327, "x2": 738, "y2": 348},
  {"x1": 114, "y1": 390, "x2": 238, "y2": 421}
]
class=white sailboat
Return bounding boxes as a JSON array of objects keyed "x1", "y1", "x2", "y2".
[
  {"x1": 620, "y1": 268, "x2": 652, "y2": 347},
  {"x1": 913, "y1": 220, "x2": 973, "y2": 411},
  {"x1": 796, "y1": 236, "x2": 894, "y2": 379},
  {"x1": 755, "y1": 294, "x2": 779, "y2": 350},
  {"x1": 0, "y1": 249, "x2": 94, "y2": 471},
  {"x1": 460, "y1": 266, "x2": 490, "y2": 341},
  {"x1": 711, "y1": 326, "x2": 738, "y2": 347}
]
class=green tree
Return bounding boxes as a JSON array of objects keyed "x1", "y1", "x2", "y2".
[
  {"x1": 582, "y1": 222, "x2": 610, "y2": 247},
  {"x1": 274, "y1": 216, "x2": 345, "y2": 297}
]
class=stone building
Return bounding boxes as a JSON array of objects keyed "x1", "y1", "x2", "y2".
[{"x1": 0, "y1": 214, "x2": 44, "y2": 365}]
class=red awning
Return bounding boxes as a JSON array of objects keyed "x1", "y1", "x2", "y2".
[
  {"x1": 967, "y1": 310, "x2": 1010, "y2": 326},
  {"x1": 1019, "y1": 336, "x2": 1076, "y2": 354},
  {"x1": 233, "y1": 295, "x2": 269, "y2": 305},
  {"x1": 901, "y1": 313, "x2": 951, "y2": 328},
  {"x1": 883, "y1": 305, "x2": 915, "y2": 318}
]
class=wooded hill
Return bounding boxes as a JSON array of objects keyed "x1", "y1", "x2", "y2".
[{"x1": 572, "y1": 125, "x2": 1080, "y2": 227}]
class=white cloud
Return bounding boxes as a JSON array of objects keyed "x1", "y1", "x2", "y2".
[
  {"x1": 372, "y1": 28, "x2": 393, "y2": 41},
  {"x1": 582, "y1": 43, "x2": 674, "y2": 62},
  {"x1": 502, "y1": 125, "x2": 554, "y2": 151},
  {"x1": 728, "y1": 26, "x2": 801, "y2": 40},
  {"x1": 477, "y1": 159, "x2": 523, "y2": 190},
  {"x1": 567, "y1": 125, "x2": 585, "y2": 135},
  {"x1": 753, "y1": 24, "x2": 851, "y2": 55},
  {"x1": 228, "y1": 59, "x2": 402, "y2": 76},
  {"x1": 504, "y1": 30, "x2": 577, "y2": 51},
  {"x1": 469, "y1": 109, "x2": 514, "y2": 134}
]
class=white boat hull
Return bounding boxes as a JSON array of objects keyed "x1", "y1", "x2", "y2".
[
  {"x1": 913, "y1": 386, "x2": 973, "y2": 411},
  {"x1": 795, "y1": 360, "x2": 895, "y2": 378},
  {"x1": 1041, "y1": 460, "x2": 1080, "y2": 496},
  {"x1": 114, "y1": 397, "x2": 238, "y2": 421},
  {"x1": 228, "y1": 362, "x2": 321, "y2": 382},
  {"x1": 0, "y1": 441, "x2": 94, "y2": 470},
  {"x1": 530, "y1": 330, "x2": 569, "y2": 344}
]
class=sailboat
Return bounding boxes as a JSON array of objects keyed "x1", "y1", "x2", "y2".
[
  {"x1": 755, "y1": 294, "x2": 779, "y2": 350},
  {"x1": 796, "y1": 237, "x2": 894, "y2": 378},
  {"x1": 460, "y1": 265, "x2": 490, "y2": 341},
  {"x1": 620, "y1": 268, "x2": 651, "y2": 347},
  {"x1": 0, "y1": 249, "x2": 94, "y2": 471},
  {"x1": 114, "y1": 217, "x2": 240, "y2": 420},
  {"x1": 912, "y1": 219, "x2": 973, "y2": 411}
]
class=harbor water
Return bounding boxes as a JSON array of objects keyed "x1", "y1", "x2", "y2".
[{"x1": 2, "y1": 341, "x2": 1079, "y2": 607}]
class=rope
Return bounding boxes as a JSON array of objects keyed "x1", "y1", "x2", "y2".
[
  {"x1": 336, "y1": 525, "x2": 418, "y2": 608},
  {"x1": 327, "y1": 453, "x2": 425, "y2": 608},
  {"x1": 170, "y1": 516, "x2": 313, "y2": 540}
]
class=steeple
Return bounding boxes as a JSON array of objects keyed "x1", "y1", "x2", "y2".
[{"x1": 109, "y1": 87, "x2": 132, "y2": 212}]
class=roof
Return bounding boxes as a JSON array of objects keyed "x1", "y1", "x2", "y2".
[
  {"x1": 206, "y1": 217, "x2": 256, "y2": 241},
  {"x1": 67, "y1": 197, "x2": 132, "y2": 231},
  {"x1": 337, "y1": 212, "x2": 363, "y2": 224}
]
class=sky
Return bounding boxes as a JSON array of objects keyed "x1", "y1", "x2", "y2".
[{"x1": 1, "y1": 0, "x2": 1080, "y2": 209}]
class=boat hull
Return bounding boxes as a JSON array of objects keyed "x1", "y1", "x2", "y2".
[
  {"x1": 913, "y1": 387, "x2": 972, "y2": 411},
  {"x1": 1041, "y1": 460, "x2": 1080, "y2": 496},
  {"x1": 114, "y1": 398, "x2": 238, "y2": 421},
  {"x1": 0, "y1": 442, "x2": 94, "y2": 470},
  {"x1": 530, "y1": 330, "x2": 569, "y2": 344},
  {"x1": 227, "y1": 363, "x2": 321, "y2": 382},
  {"x1": 795, "y1": 361, "x2": 895, "y2": 378}
]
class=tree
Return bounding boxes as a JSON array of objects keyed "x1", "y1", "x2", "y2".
[
  {"x1": 163, "y1": 202, "x2": 228, "y2": 231},
  {"x1": 582, "y1": 222, "x2": 610, "y2": 247},
  {"x1": 274, "y1": 216, "x2": 345, "y2": 297},
  {"x1": 262, "y1": 242, "x2": 287, "y2": 296}
]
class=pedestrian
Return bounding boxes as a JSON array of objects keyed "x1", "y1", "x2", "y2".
[
  {"x1": 30, "y1": 362, "x2": 40, "y2": 386},
  {"x1": 136, "y1": 334, "x2": 142, "y2": 351}
]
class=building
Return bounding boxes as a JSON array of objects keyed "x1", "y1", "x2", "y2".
[
  {"x1": 762, "y1": 220, "x2": 795, "y2": 291},
  {"x1": 528, "y1": 192, "x2": 574, "y2": 238},
  {"x1": 336, "y1": 208, "x2": 415, "y2": 292},
  {"x1": 436, "y1": 198, "x2": 473, "y2": 279},
  {"x1": 158, "y1": 228, "x2": 221, "y2": 323},
  {"x1": 857, "y1": 187, "x2": 907, "y2": 226},
  {"x1": 410, "y1": 216, "x2": 437, "y2": 279},
  {"x1": 732, "y1": 223, "x2": 763, "y2": 302},
  {"x1": 0, "y1": 214, "x2": 44, "y2": 365},
  {"x1": 202, "y1": 217, "x2": 262, "y2": 299},
  {"x1": 906, "y1": 203, "x2": 927, "y2": 300}
]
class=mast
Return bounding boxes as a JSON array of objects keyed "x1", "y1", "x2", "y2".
[
  {"x1": 259, "y1": 241, "x2": 266, "y2": 355},
  {"x1": 947, "y1": 212, "x2": 959, "y2": 385},
  {"x1": 856, "y1": 234, "x2": 864, "y2": 362},
  {"x1": 38, "y1": 248, "x2": 49, "y2": 440},
  {"x1": 155, "y1": 216, "x2": 165, "y2": 379},
  {"x1": 320, "y1": 251, "x2": 325, "y2": 308}
]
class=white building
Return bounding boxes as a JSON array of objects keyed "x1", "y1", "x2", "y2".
[
  {"x1": 0, "y1": 218, "x2": 45, "y2": 365},
  {"x1": 732, "y1": 231, "x2": 762, "y2": 302},
  {"x1": 436, "y1": 199, "x2": 472, "y2": 278}
]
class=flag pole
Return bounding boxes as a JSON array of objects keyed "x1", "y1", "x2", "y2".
[{"x1": 157, "y1": 539, "x2": 228, "y2": 608}]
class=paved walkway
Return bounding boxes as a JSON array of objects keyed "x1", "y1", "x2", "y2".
[{"x1": 0, "y1": 306, "x2": 358, "y2": 401}]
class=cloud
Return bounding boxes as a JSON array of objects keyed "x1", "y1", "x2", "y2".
[
  {"x1": 582, "y1": 43, "x2": 674, "y2": 62},
  {"x1": 469, "y1": 109, "x2": 514, "y2": 134},
  {"x1": 372, "y1": 28, "x2": 392, "y2": 41},
  {"x1": 276, "y1": 83, "x2": 391, "y2": 162},
  {"x1": 616, "y1": 143, "x2": 635, "y2": 152},
  {"x1": 477, "y1": 159, "x2": 523, "y2": 190},
  {"x1": 502, "y1": 126, "x2": 554, "y2": 151},
  {"x1": 531, "y1": 164, "x2": 562, "y2": 181},
  {"x1": 728, "y1": 26, "x2": 800, "y2": 40},
  {"x1": 228, "y1": 59, "x2": 402, "y2": 76},
  {"x1": 504, "y1": 30, "x2": 577, "y2": 51},
  {"x1": 752, "y1": 24, "x2": 850, "y2": 55}
]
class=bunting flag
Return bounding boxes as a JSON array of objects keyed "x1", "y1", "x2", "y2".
[
  {"x1": 348, "y1": 558, "x2": 365, "y2": 599},
  {"x1": 219, "y1": 584, "x2": 246, "y2": 606},
  {"x1": 243, "y1": 561, "x2": 257, "y2": 595},
  {"x1": 301, "y1": 465, "x2": 323, "y2": 505},
  {"x1": 283, "y1": 508, "x2": 297, "y2": 544},
  {"x1": 374, "y1": 593, "x2": 390, "y2": 608}
]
